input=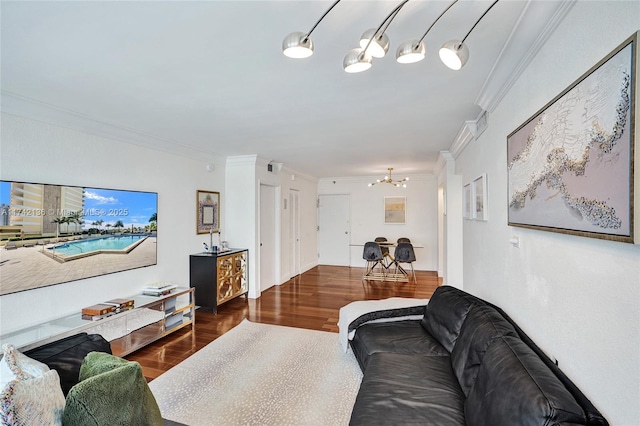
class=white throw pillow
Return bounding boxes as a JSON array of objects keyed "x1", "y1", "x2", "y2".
[
  {"x1": 0, "y1": 344, "x2": 65, "y2": 426},
  {"x1": 0, "y1": 344, "x2": 49, "y2": 387},
  {"x1": 0, "y1": 355, "x2": 16, "y2": 390},
  {"x1": 1, "y1": 370, "x2": 65, "y2": 425}
]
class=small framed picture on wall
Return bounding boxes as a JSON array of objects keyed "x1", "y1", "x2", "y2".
[
  {"x1": 473, "y1": 174, "x2": 488, "y2": 221},
  {"x1": 197, "y1": 190, "x2": 220, "y2": 234},
  {"x1": 463, "y1": 183, "x2": 474, "y2": 220}
]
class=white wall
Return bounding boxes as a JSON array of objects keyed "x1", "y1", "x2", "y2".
[
  {"x1": 455, "y1": 2, "x2": 640, "y2": 424},
  {"x1": 0, "y1": 112, "x2": 224, "y2": 334},
  {"x1": 318, "y1": 175, "x2": 438, "y2": 271}
]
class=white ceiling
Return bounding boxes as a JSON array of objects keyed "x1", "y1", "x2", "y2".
[{"x1": 1, "y1": 1, "x2": 562, "y2": 178}]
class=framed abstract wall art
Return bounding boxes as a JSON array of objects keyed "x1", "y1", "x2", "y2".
[
  {"x1": 196, "y1": 190, "x2": 220, "y2": 234},
  {"x1": 384, "y1": 196, "x2": 406, "y2": 224},
  {"x1": 507, "y1": 33, "x2": 636, "y2": 243}
]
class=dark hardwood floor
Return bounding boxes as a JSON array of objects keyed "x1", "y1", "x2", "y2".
[{"x1": 126, "y1": 265, "x2": 441, "y2": 381}]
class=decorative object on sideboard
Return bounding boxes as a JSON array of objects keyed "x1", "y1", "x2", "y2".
[
  {"x1": 141, "y1": 282, "x2": 177, "y2": 297},
  {"x1": 103, "y1": 298, "x2": 134, "y2": 312},
  {"x1": 81, "y1": 298, "x2": 135, "y2": 321},
  {"x1": 80, "y1": 304, "x2": 112, "y2": 321},
  {"x1": 507, "y1": 32, "x2": 636, "y2": 243},
  {"x1": 196, "y1": 189, "x2": 220, "y2": 234}
]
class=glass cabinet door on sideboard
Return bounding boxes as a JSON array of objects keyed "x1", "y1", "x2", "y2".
[{"x1": 189, "y1": 249, "x2": 248, "y2": 313}]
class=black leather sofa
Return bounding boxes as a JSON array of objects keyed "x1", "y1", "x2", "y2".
[{"x1": 348, "y1": 285, "x2": 608, "y2": 426}]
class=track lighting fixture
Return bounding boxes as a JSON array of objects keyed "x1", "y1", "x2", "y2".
[
  {"x1": 438, "y1": 0, "x2": 499, "y2": 70},
  {"x1": 359, "y1": 29, "x2": 390, "y2": 59},
  {"x1": 344, "y1": 0, "x2": 409, "y2": 73},
  {"x1": 395, "y1": 0, "x2": 459, "y2": 64},
  {"x1": 343, "y1": 48, "x2": 372, "y2": 73},
  {"x1": 284, "y1": 0, "x2": 501, "y2": 71},
  {"x1": 282, "y1": 0, "x2": 341, "y2": 59}
]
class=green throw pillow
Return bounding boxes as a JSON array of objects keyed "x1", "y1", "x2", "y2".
[{"x1": 63, "y1": 352, "x2": 163, "y2": 426}]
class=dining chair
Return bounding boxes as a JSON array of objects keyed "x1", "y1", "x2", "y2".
[
  {"x1": 392, "y1": 242, "x2": 417, "y2": 283},
  {"x1": 397, "y1": 237, "x2": 411, "y2": 244},
  {"x1": 374, "y1": 237, "x2": 391, "y2": 266},
  {"x1": 362, "y1": 242, "x2": 385, "y2": 281},
  {"x1": 374, "y1": 237, "x2": 389, "y2": 252}
]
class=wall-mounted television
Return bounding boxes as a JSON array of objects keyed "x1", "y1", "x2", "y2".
[{"x1": 0, "y1": 180, "x2": 157, "y2": 296}]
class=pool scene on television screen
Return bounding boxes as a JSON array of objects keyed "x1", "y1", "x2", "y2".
[
  {"x1": 0, "y1": 180, "x2": 158, "y2": 295},
  {"x1": 48, "y1": 235, "x2": 148, "y2": 260}
]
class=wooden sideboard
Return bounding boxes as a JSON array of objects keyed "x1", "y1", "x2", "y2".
[{"x1": 189, "y1": 249, "x2": 248, "y2": 313}]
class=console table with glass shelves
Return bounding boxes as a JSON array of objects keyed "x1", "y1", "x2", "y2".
[{"x1": 0, "y1": 286, "x2": 195, "y2": 357}]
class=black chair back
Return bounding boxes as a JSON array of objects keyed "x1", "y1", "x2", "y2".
[
  {"x1": 397, "y1": 237, "x2": 411, "y2": 243},
  {"x1": 394, "y1": 242, "x2": 416, "y2": 263},
  {"x1": 374, "y1": 237, "x2": 389, "y2": 256},
  {"x1": 363, "y1": 242, "x2": 383, "y2": 261}
]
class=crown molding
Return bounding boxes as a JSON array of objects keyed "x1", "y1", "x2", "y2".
[
  {"x1": 449, "y1": 120, "x2": 476, "y2": 159},
  {"x1": 281, "y1": 166, "x2": 318, "y2": 184},
  {"x1": 0, "y1": 90, "x2": 216, "y2": 161},
  {"x1": 435, "y1": 151, "x2": 455, "y2": 177},
  {"x1": 319, "y1": 174, "x2": 435, "y2": 185},
  {"x1": 226, "y1": 155, "x2": 259, "y2": 166},
  {"x1": 256, "y1": 157, "x2": 271, "y2": 168},
  {"x1": 475, "y1": 0, "x2": 576, "y2": 113},
  {"x1": 434, "y1": 153, "x2": 447, "y2": 177}
]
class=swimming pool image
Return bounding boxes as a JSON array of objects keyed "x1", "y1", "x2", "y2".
[{"x1": 48, "y1": 235, "x2": 148, "y2": 261}]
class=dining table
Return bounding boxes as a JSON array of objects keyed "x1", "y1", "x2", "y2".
[{"x1": 365, "y1": 241, "x2": 410, "y2": 282}]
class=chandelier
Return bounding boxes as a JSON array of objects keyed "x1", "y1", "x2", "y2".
[
  {"x1": 282, "y1": 0, "x2": 500, "y2": 72},
  {"x1": 368, "y1": 168, "x2": 409, "y2": 188}
]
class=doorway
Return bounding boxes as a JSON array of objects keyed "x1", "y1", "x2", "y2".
[
  {"x1": 317, "y1": 194, "x2": 350, "y2": 266},
  {"x1": 260, "y1": 184, "x2": 277, "y2": 292},
  {"x1": 289, "y1": 189, "x2": 301, "y2": 278}
]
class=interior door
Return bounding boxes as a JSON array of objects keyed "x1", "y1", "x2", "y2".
[
  {"x1": 317, "y1": 194, "x2": 350, "y2": 266},
  {"x1": 260, "y1": 184, "x2": 276, "y2": 292},
  {"x1": 289, "y1": 189, "x2": 301, "y2": 277}
]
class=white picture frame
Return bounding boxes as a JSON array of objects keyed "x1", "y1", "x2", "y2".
[
  {"x1": 463, "y1": 183, "x2": 474, "y2": 220},
  {"x1": 473, "y1": 174, "x2": 488, "y2": 221}
]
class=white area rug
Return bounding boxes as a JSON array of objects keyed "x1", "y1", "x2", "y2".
[{"x1": 149, "y1": 320, "x2": 363, "y2": 426}]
